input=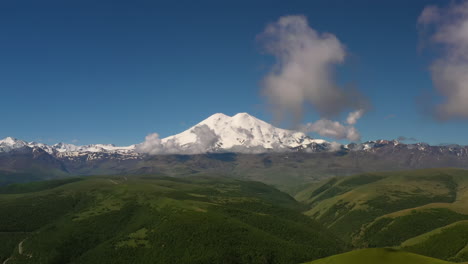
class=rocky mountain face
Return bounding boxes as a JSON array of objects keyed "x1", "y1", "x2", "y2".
[{"x1": 1, "y1": 113, "x2": 468, "y2": 186}]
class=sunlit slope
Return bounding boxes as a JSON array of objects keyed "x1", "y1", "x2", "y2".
[
  {"x1": 296, "y1": 168, "x2": 468, "y2": 262},
  {"x1": 304, "y1": 248, "x2": 454, "y2": 264},
  {"x1": 0, "y1": 176, "x2": 344, "y2": 264}
]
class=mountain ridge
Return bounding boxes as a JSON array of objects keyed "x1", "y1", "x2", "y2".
[
  {"x1": 3, "y1": 113, "x2": 468, "y2": 188},
  {"x1": 2, "y1": 112, "x2": 466, "y2": 156}
]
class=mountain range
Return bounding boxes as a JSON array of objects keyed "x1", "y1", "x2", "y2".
[
  {"x1": 2, "y1": 112, "x2": 467, "y2": 156},
  {"x1": 2, "y1": 113, "x2": 468, "y2": 187}
]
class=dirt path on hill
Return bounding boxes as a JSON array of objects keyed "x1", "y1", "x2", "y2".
[
  {"x1": 2, "y1": 256, "x2": 10, "y2": 264},
  {"x1": 18, "y1": 239, "x2": 25, "y2": 255},
  {"x1": 108, "y1": 179, "x2": 119, "y2": 185},
  {"x1": 2, "y1": 238, "x2": 28, "y2": 264}
]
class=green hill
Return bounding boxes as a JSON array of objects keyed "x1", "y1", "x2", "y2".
[
  {"x1": 2, "y1": 168, "x2": 468, "y2": 263},
  {"x1": 304, "y1": 248, "x2": 454, "y2": 264},
  {"x1": 401, "y1": 221, "x2": 468, "y2": 262},
  {"x1": 0, "y1": 175, "x2": 344, "y2": 264},
  {"x1": 296, "y1": 168, "x2": 468, "y2": 262}
]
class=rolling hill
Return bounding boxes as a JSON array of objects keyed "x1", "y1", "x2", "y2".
[
  {"x1": 1, "y1": 168, "x2": 467, "y2": 263},
  {"x1": 296, "y1": 168, "x2": 468, "y2": 262},
  {"x1": 0, "y1": 175, "x2": 344, "y2": 264}
]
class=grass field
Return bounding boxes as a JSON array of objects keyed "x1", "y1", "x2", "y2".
[{"x1": 304, "y1": 248, "x2": 454, "y2": 264}]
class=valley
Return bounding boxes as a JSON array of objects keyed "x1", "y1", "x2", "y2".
[{"x1": 0, "y1": 168, "x2": 466, "y2": 263}]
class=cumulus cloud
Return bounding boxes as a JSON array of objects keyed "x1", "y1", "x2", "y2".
[
  {"x1": 307, "y1": 120, "x2": 360, "y2": 141},
  {"x1": 328, "y1": 141, "x2": 343, "y2": 152},
  {"x1": 135, "y1": 133, "x2": 167, "y2": 155},
  {"x1": 258, "y1": 15, "x2": 368, "y2": 123},
  {"x1": 346, "y1": 109, "x2": 364, "y2": 125},
  {"x1": 184, "y1": 125, "x2": 220, "y2": 154},
  {"x1": 418, "y1": 1, "x2": 468, "y2": 119},
  {"x1": 300, "y1": 110, "x2": 364, "y2": 142},
  {"x1": 136, "y1": 125, "x2": 220, "y2": 155},
  {"x1": 302, "y1": 117, "x2": 361, "y2": 142},
  {"x1": 257, "y1": 15, "x2": 368, "y2": 141}
]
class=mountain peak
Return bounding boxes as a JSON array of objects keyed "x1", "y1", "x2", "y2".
[
  {"x1": 232, "y1": 112, "x2": 253, "y2": 118},
  {"x1": 161, "y1": 112, "x2": 325, "y2": 153},
  {"x1": 230, "y1": 112, "x2": 271, "y2": 127},
  {"x1": 0, "y1": 137, "x2": 26, "y2": 146},
  {"x1": 204, "y1": 112, "x2": 257, "y2": 122},
  {"x1": 1, "y1": 136, "x2": 17, "y2": 143},
  {"x1": 211, "y1": 112, "x2": 231, "y2": 118}
]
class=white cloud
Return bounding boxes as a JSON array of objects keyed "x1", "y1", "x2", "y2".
[
  {"x1": 346, "y1": 109, "x2": 364, "y2": 125},
  {"x1": 419, "y1": 1, "x2": 468, "y2": 119},
  {"x1": 258, "y1": 15, "x2": 368, "y2": 122},
  {"x1": 328, "y1": 141, "x2": 343, "y2": 152},
  {"x1": 135, "y1": 125, "x2": 220, "y2": 155},
  {"x1": 135, "y1": 133, "x2": 167, "y2": 155},
  {"x1": 257, "y1": 15, "x2": 368, "y2": 141},
  {"x1": 302, "y1": 115, "x2": 361, "y2": 142},
  {"x1": 183, "y1": 125, "x2": 220, "y2": 154}
]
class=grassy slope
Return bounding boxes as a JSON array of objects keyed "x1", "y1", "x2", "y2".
[
  {"x1": 0, "y1": 175, "x2": 344, "y2": 264},
  {"x1": 295, "y1": 168, "x2": 468, "y2": 262},
  {"x1": 401, "y1": 221, "x2": 468, "y2": 262},
  {"x1": 304, "y1": 248, "x2": 454, "y2": 264}
]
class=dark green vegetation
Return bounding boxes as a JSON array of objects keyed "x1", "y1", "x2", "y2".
[
  {"x1": 0, "y1": 178, "x2": 83, "y2": 194},
  {"x1": 402, "y1": 221, "x2": 468, "y2": 262},
  {"x1": 0, "y1": 171, "x2": 64, "y2": 187},
  {"x1": 0, "y1": 176, "x2": 344, "y2": 264},
  {"x1": 296, "y1": 168, "x2": 468, "y2": 263},
  {"x1": 305, "y1": 248, "x2": 454, "y2": 264},
  {"x1": 2, "y1": 168, "x2": 468, "y2": 263},
  {"x1": 0, "y1": 232, "x2": 28, "y2": 263}
]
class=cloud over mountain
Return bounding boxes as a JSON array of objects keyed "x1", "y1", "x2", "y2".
[
  {"x1": 135, "y1": 113, "x2": 333, "y2": 154},
  {"x1": 301, "y1": 110, "x2": 363, "y2": 141},
  {"x1": 136, "y1": 125, "x2": 220, "y2": 155},
  {"x1": 257, "y1": 15, "x2": 368, "y2": 140}
]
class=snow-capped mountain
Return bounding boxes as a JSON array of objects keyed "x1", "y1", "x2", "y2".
[
  {"x1": 0, "y1": 137, "x2": 28, "y2": 152},
  {"x1": 51, "y1": 143, "x2": 135, "y2": 154},
  {"x1": 3, "y1": 113, "x2": 468, "y2": 186},
  {"x1": 2, "y1": 112, "x2": 468, "y2": 157},
  {"x1": 0, "y1": 137, "x2": 137, "y2": 158},
  {"x1": 160, "y1": 113, "x2": 328, "y2": 153},
  {"x1": 0, "y1": 113, "x2": 332, "y2": 157}
]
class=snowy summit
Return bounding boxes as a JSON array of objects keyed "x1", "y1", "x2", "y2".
[
  {"x1": 0, "y1": 113, "x2": 331, "y2": 155},
  {"x1": 160, "y1": 113, "x2": 327, "y2": 153}
]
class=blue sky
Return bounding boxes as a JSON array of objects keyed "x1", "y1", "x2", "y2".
[{"x1": 1, "y1": 0, "x2": 465, "y2": 146}]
